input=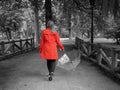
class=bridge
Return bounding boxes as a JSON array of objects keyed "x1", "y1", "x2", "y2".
[{"x1": 0, "y1": 38, "x2": 120, "y2": 90}]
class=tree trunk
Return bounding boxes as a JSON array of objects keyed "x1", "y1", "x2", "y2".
[
  {"x1": 45, "y1": 0, "x2": 52, "y2": 27},
  {"x1": 68, "y1": 8, "x2": 72, "y2": 39},
  {"x1": 8, "y1": 29, "x2": 12, "y2": 40},
  {"x1": 34, "y1": 0, "x2": 40, "y2": 46},
  {"x1": 5, "y1": 31, "x2": 10, "y2": 41},
  {"x1": 87, "y1": 30, "x2": 90, "y2": 38}
]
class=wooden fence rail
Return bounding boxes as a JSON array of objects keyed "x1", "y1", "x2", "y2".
[
  {"x1": 75, "y1": 37, "x2": 120, "y2": 78},
  {"x1": 0, "y1": 38, "x2": 35, "y2": 60}
]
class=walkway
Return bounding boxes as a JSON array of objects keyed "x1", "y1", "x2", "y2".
[{"x1": 0, "y1": 38, "x2": 120, "y2": 90}]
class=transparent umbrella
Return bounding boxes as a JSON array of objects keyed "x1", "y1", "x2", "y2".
[{"x1": 57, "y1": 49, "x2": 81, "y2": 71}]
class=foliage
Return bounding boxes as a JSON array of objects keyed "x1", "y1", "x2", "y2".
[
  {"x1": 102, "y1": 13, "x2": 120, "y2": 44},
  {"x1": 95, "y1": 0, "x2": 120, "y2": 17},
  {"x1": 0, "y1": 10, "x2": 23, "y2": 40},
  {"x1": 0, "y1": 0, "x2": 25, "y2": 40},
  {"x1": 72, "y1": 0, "x2": 120, "y2": 39},
  {"x1": 105, "y1": 27, "x2": 120, "y2": 44},
  {"x1": 0, "y1": 0, "x2": 28, "y2": 10},
  {"x1": 0, "y1": 0, "x2": 120, "y2": 42}
]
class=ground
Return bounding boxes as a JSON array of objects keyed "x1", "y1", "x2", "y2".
[{"x1": 0, "y1": 39, "x2": 120, "y2": 90}]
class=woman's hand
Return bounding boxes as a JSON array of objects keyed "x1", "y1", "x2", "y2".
[{"x1": 60, "y1": 48, "x2": 64, "y2": 51}]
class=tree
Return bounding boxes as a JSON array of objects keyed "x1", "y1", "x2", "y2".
[
  {"x1": 45, "y1": 0, "x2": 52, "y2": 26},
  {"x1": 0, "y1": 10, "x2": 23, "y2": 40},
  {"x1": 0, "y1": 0, "x2": 26, "y2": 40}
]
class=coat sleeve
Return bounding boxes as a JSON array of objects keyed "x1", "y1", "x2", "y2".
[
  {"x1": 39, "y1": 31, "x2": 44, "y2": 53},
  {"x1": 55, "y1": 32, "x2": 64, "y2": 50}
]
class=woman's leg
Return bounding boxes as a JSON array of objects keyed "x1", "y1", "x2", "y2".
[
  {"x1": 47, "y1": 60, "x2": 51, "y2": 74},
  {"x1": 47, "y1": 60, "x2": 56, "y2": 74},
  {"x1": 47, "y1": 60, "x2": 56, "y2": 81},
  {"x1": 50, "y1": 60, "x2": 56, "y2": 74}
]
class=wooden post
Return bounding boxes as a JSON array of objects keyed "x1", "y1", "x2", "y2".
[
  {"x1": 1, "y1": 41, "x2": 5, "y2": 55},
  {"x1": 75, "y1": 37, "x2": 78, "y2": 48},
  {"x1": 20, "y1": 39, "x2": 22, "y2": 52},
  {"x1": 26, "y1": 39, "x2": 29, "y2": 51},
  {"x1": 97, "y1": 49, "x2": 102, "y2": 65},
  {"x1": 32, "y1": 37, "x2": 35, "y2": 48},
  {"x1": 30, "y1": 38, "x2": 33, "y2": 49},
  {"x1": 30, "y1": 38, "x2": 34, "y2": 49},
  {"x1": 111, "y1": 49, "x2": 118, "y2": 71},
  {"x1": 12, "y1": 40, "x2": 15, "y2": 54},
  {"x1": 88, "y1": 43, "x2": 91, "y2": 56}
]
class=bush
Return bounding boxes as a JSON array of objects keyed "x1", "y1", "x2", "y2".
[{"x1": 105, "y1": 28, "x2": 120, "y2": 44}]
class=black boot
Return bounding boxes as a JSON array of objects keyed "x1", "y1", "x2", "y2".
[
  {"x1": 48, "y1": 72, "x2": 54, "y2": 81},
  {"x1": 48, "y1": 75, "x2": 52, "y2": 81}
]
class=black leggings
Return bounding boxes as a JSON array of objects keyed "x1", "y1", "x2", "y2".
[{"x1": 47, "y1": 60, "x2": 56, "y2": 74}]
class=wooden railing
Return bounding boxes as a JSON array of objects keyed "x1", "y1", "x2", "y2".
[
  {"x1": 0, "y1": 38, "x2": 35, "y2": 60},
  {"x1": 75, "y1": 37, "x2": 120, "y2": 78}
]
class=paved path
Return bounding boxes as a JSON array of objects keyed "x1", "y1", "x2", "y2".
[{"x1": 0, "y1": 39, "x2": 120, "y2": 90}]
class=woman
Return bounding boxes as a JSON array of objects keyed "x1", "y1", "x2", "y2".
[{"x1": 39, "y1": 20, "x2": 64, "y2": 81}]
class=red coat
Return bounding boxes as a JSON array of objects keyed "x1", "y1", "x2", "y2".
[{"x1": 39, "y1": 28, "x2": 64, "y2": 60}]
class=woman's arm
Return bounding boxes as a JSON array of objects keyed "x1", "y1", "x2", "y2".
[{"x1": 55, "y1": 32, "x2": 64, "y2": 50}]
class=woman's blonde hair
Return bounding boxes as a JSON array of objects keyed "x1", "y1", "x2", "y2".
[{"x1": 47, "y1": 20, "x2": 54, "y2": 28}]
